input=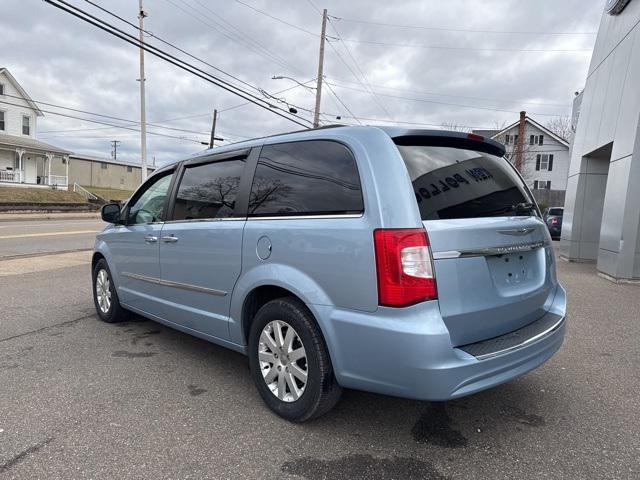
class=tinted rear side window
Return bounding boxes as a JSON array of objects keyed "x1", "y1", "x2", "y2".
[
  {"x1": 248, "y1": 140, "x2": 363, "y2": 216},
  {"x1": 396, "y1": 145, "x2": 531, "y2": 220},
  {"x1": 172, "y1": 159, "x2": 246, "y2": 220}
]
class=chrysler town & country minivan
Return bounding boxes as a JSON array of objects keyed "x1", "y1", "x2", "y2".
[{"x1": 92, "y1": 126, "x2": 566, "y2": 422}]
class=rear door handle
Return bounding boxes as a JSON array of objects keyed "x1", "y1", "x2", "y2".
[
  {"x1": 144, "y1": 235, "x2": 158, "y2": 243},
  {"x1": 162, "y1": 235, "x2": 179, "y2": 243}
]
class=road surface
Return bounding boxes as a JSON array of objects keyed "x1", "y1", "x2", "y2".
[
  {"x1": 0, "y1": 245, "x2": 638, "y2": 479},
  {"x1": 0, "y1": 218, "x2": 105, "y2": 258}
]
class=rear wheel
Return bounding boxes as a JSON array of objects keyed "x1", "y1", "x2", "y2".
[
  {"x1": 92, "y1": 258, "x2": 130, "y2": 323},
  {"x1": 248, "y1": 297, "x2": 342, "y2": 422}
]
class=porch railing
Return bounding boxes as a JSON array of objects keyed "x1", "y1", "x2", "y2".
[
  {"x1": 0, "y1": 170, "x2": 20, "y2": 183},
  {"x1": 47, "y1": 175, "x2": 68, "y2": 188},
  {"x1": 73, "y1": 183, "x2": 99, "y2": 201}
]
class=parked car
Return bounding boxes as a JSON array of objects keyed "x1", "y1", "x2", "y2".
[
  {"x1": 543, "y1": 207, "x2": 564, "y2": 240},
  {"x1": 92, "y1": 126, "x2": 566, "y2": 422}
]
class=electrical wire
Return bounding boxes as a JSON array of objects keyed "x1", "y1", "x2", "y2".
[{"x1": 44, "y1": 0, "x2": 312, "y2": 128}]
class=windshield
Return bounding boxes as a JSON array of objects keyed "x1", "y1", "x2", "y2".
[
  {"x1": 396, "y1": 145, "x2": 535, "y2": 220},
  {"x1": 549, "y1": 208, "x2": 564, "y2": 216}
]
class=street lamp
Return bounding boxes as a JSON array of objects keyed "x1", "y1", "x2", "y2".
[{"x1": 271, "y1": 76, "x2": 316, "y2": 91}]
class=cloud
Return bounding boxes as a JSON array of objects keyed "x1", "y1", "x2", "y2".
[{"x1": 1, "y1": 0, "x2": 603, "y2": 165}]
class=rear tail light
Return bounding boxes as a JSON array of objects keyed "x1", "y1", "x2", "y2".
[{"x1": 373, "y1": 228, "x2": 437, "y2": 307}]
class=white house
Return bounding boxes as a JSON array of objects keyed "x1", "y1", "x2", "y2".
[
  {"x1": 476, "y1": 112, "x2": 570, "y2": 199},
  {"x1": 0, "y1": 67, "x2": 71, "y2": 189}
]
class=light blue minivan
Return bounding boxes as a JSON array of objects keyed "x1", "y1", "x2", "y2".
[{"x1": 93, "y1": 126, "x2": 566, "y2": 422}]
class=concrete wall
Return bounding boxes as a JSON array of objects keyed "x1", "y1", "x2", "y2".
[{"x1": 561, "y1": 0, "x2": 640, "y2": 280}]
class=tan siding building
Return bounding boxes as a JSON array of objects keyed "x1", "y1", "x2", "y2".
[{"x1": 68, "y1": 154, "x2": 155, "y2": 192}]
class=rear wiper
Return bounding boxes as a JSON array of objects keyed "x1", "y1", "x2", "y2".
[{"x1": 486, "y1": 202, "x2": 537, "y2": 216}]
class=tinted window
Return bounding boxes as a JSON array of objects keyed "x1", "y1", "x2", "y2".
[
  {"x1": 248, "y1": 141, "x2": 363, "y2": 216},
  {"x1": 173, "y1": 159, "x2": 245, "y2": 220},
  {"x1": 549, "y1": 208, "x2": 563, "y2": 216},
  {"x1": 127, "y1": 171, "x2": 174, "y2": 224},
  {"x1": 396, "y1": 145, "x2": 531, "y2": 220}
]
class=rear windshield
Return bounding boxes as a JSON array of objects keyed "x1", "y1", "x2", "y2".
[
  {"x1": 548, "y1": 208, "x2": 563, "y2": 216},
  {"x1": 396, "y1": 145, "x2": 533, "y2": 220}
]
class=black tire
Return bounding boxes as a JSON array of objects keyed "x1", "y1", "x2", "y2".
[
  {"x1": 92, "y1": 258, "x2": 130, "y2": 323},
  {"x1": 248, "y1": 297, "x2": 342, "y2": 422}
]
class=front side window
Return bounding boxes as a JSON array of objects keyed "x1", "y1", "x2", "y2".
[
  {"x1": 22, "y1": 115, "x2": 30, "y2": 135},
  {"x1": 172, "y1": 159, "x2": 246, "y2": 220},
  {"x1": 396, "y1": 145, "x2": 532, "y2": 220},
  {"x1": 127, "y1": 171, "x2": 174, "y2": 224},
  {"x1": 248, "y1": 140, "x2": 363, "y2": 216}
]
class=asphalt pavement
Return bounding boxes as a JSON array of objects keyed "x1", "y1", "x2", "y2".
[
  {"x1": 0, "y1": 218, "x2": 105, "y2": 258},
  {"x1": 0, "y1": 244, "x2": 639, "y2": 479}
]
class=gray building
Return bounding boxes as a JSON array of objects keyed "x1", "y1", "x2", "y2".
[
  {"x1": 68, "y1": 154, "x2": 154, "y2": 192},
  {"x1": 561, "y1": 0, "x2": 640, "y2": 281}
]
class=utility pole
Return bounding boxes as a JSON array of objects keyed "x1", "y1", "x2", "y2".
[
  {"x1": 209, "y1": 109, "x2": 218, "y2": 149},
  {"x1": 138, "y1": 0, "x2": 148, "y2": 182},
  {"x1": 313, "y1": 9, "x2": 328, "y2": 128},
  {"x1": 110, "y1": 140, "x2": 121, "y2": 160}
]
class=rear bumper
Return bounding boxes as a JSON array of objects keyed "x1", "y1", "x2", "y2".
[{"x1": 315, "y1": 284, "x2": 566, "y2": 401}]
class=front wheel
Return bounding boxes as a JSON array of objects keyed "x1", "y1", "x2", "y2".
[
  {"x1": 92, "y1": 258, "x2": 130, "y2": 323},
  {"x1": 248, "y1": 297, "x2": 342, "y2": 422}
]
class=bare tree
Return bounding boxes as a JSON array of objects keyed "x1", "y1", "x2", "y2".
[
  {"x1": 545, "y1": 115, "x2": 571, "y2": 141},
  {"x1": 441, "y1": 121, "x2": 471, "y2": 133}
]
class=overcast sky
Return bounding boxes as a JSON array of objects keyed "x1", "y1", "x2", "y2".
[{"x1": 1, "y1": 0, "x2": 605, "y2": 165}]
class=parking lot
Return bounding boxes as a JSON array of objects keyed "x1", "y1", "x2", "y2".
[{"x1": 1, "y1": 232, "x2": 639, "y2": 479}]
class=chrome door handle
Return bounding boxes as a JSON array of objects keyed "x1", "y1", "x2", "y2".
[
  {"x1": 144, "y1": 235, "x2": 158, "y2": 243},
  {"x1": 162, "y1": 235, "x2": 179, "y2": 243}
]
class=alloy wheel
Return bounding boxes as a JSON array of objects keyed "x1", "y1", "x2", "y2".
[
  {"x1": 96, "y1": 269, "x2": 112, "y2": 314},
  {"x1": 258, "y1": 320, "x2": 308, "y2": 402}
]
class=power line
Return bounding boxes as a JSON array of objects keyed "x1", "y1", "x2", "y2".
[
  {"x1": 314, "y1": 83, "x2": 569, "y2": 116},
  {"x1": 44, "y1": 0, "x2": 312, "y2": 128},
  {"x1": 83, "y1": 0, "x2": 265, "y2": 94},
  {"x1": 161, "y1": 0, "x2": 302, "y2": 76},
  {"x1": 325, "y1": 15, "x2": 392, "y2": 119},
  {"x1": 328, "y1": 16, "x2": 598, "y2": 36},
  {"x1": 232, "y1": 0, "x2": 318, "y2": 36},
  {"x1": 322, "y1": 80, "x2": 362, "y2": 125},
  {"x1": 1, "y1": 92, "x2": 211, "y2": 135},
  {"x1": 0, "y1": 99, "x2": 205, "y2": 143},
  {"x1": 336, "y1": 37, "x2": 592, "y2": 53},
  {"x1": 325, "y1": 77, "x2": 572, "y2": 108}
]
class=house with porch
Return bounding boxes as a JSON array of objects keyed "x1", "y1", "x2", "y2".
[{"x1": 0, "y1": 67, "x2": 71, "y2": 189}]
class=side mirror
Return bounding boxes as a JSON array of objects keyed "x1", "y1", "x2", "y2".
[{"x1": 101, "y1": 203, "x2": 122, "y2": 224}]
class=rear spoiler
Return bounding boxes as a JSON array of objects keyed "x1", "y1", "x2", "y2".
[{"x1": 380, "y1": 127, "x2": 506, "y2": 158}]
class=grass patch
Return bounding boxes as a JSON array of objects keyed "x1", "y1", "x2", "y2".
[
  {"x1": 0, "y1": 186, "x2": 86, "y2": 204},
  {"x1": 84, "y1": 186, "x2": 134, "y2": 201}
]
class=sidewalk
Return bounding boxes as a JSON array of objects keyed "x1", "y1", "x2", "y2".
[{"x1": 0, "y1": 211, "x2": 101, "y2": 222}]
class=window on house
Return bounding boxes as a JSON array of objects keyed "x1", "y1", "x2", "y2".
[
  {"x1": 101, "y1": 162, "x2": 108, "y2": 170},
  {"x1": 0, "y1": 84, "x2": 4, "y2": 96},
  {"x1": 0, "y1": 111, "x2": 5, "y2": 131},
  {"x1": 505, "y1": 134, "x2": 510, "y2": 145},
  {"x1": 533, "y1": 180, "x2": 551, "y2": 190},
  {"x1": 539, "y1": 135, "x2": 544, "y2": 145},
  {"x1": 535, "y1": 154, "x2": 554, "y2": 171},
  {"x1": 22, "y1": 116, "x2": 30, "y2": 136},
  {"x1": 127, "y1": 166, "x2": 133, "y2": 172}
]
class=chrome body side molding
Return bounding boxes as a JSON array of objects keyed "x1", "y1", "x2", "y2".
[{"x1": 121, "y1": 272, "x2": 227, "y2": 296}]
